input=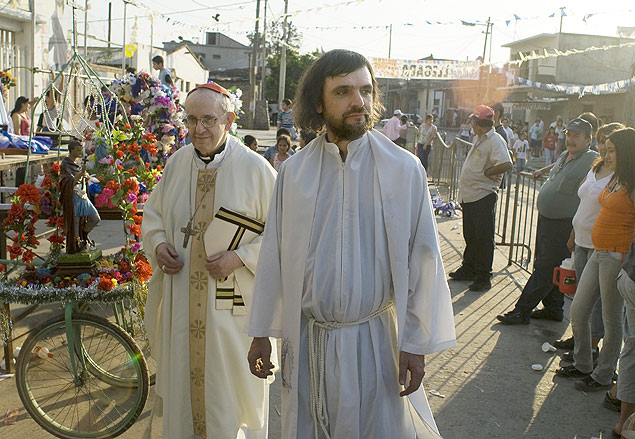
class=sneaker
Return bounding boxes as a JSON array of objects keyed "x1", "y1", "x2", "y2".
[
  {"x1": 556, "y1": 365, "x2": 590, "y2": 379},
  {"x1": 449, "y1": 267, "x2": 476, "y2": 281},
  {"x1": 530, "y1": 308, "x2": 564, "y2": 322},
  {"x1": 553, "y1": 337, "x2": 574, "y2": 350},
  {"x1": 496, "y1": 311, "x2": 530, "y2": 325},
  {"x1": 469, "y1": 279, "x2": 491, "y2": 292},
  {"x1": 603, "y1": 391, "x2": 621, "y2": 412},
  {"x1": 575, "y1": 376, "x2": 612, "y2": 392}
]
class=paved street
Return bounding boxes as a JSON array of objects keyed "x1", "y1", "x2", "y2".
[{"x1": 0, "y1": 129, "x2": 618, "y2": 438}]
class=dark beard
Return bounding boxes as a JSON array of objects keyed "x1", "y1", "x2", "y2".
[{"x1": 323, "y1": 107, "x2": 372, "y2": 141}]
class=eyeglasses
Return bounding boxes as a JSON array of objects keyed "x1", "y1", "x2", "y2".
[{"x1": 184, "y1": 115, "x2": 221, "y2": 129}]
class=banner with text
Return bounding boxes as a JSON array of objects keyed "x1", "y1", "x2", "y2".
[{"x1": 369, "y1": 57, "x2": 480, "y2": 80}]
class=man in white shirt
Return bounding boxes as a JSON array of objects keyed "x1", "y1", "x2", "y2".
[
  {"x1": 247, "y1": 49, "x2": 456, "y2": 439},
  {"x1": 449, "y1": 105, "x2": 512, "y2": 291},
  {"x1": 152, "y1": 55, "x2": 173, "y2": 86},
  {"x1": 383, "y1": 109, "x2": 406, "y2": 142}
]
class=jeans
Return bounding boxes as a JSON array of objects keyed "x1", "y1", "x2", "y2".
[
  {"x1": 416, "y1": 143, "x2": 431, "y2": 171},
  {"x1": 574, "y1": 245, "x2": 605, "y2": 339},
  {"x1": 513, "y1": 215, "x2": 572, "y2": 316},
  {"x1": 571, "y1": 250, "x2": 624, "y2": 385},
  {"x1": 544, "y1": 148, "x2": 556, "y2": 166},
  {"x1": 515, "y1": 158, "x2": 526, "y2": 172},
  {"x1": 617, "y1": 269, "x2": 635, "y2": 403},
  {"x1": 460, "y1": 193, "x2": 497, "y2": 281}
]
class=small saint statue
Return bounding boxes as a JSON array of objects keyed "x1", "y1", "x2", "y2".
[{"x1": 60, "y1": 140, "x2": 101, "y2": 253}]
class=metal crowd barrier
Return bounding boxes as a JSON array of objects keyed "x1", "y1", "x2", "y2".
[{"x1": 427, "y1": 135, "x2": 547, "y2": 275}]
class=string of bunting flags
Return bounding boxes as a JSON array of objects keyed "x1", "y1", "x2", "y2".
[
  {"x1": 117, "y1": 1, "x2": 634, "y2": 34},
  {"x1": 495, "y1": 66, "x2": 635, "y2": 98}
]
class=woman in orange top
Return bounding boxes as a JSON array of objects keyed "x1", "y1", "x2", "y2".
[{"x1": 569, "y1": 127, "x2": 635, "y2": 391}]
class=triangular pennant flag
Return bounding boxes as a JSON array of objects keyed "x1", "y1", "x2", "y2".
[
  {"x1": 514, "y1": 14, "x2": 521, "y2": 20},
  {"x1": 549, "y1": 12, "x2": 555, "y2": 17},
  {"x1": 505, "y1": 20, "x2": 510, "y2": 26}
]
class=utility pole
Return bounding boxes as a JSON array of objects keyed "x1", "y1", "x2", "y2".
[
  {"x1": 277, "y1": 0, "x2": 289, "y2": 107},
  {"x1": 122, "y1": 0, "x2": 128, "y2": 75},
  {"x1": 260, "y1": 0, "x2": 267, "y2": 101},
  {"x1": 388, "y1": 24, "x2": 392, "y2": 58},
  {"x1": 30, "y1": 0, "x2": 35, "y2": 99},
  {"x1": 107, "y1": 2, "x2": 112, "y2": 49},
  {"x1": 559, "y1": 7, "x2": 566, "y2": 33},
  {"x1": 488, "y1": 22, "x2": 494, "y2": 63},
  {"x1": 482, "y1": 17, "x2": 491, "y2": 62},
  {"x1": 149, "y1": 13, "x2": 154, "y2": 71},
  {"x1": 84, "y1": 0, "x2": 88, "y2": 57},
  {"x1": 250, "y1": 0, "x2": 261, "y2": 126}
]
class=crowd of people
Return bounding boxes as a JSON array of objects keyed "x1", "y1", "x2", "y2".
[
  {"x1": 387, "y1": 98, "x2": 635, "y2": 436},
  {"x1": 486, "y1": 114, "x2": 635, "y2": 438}
]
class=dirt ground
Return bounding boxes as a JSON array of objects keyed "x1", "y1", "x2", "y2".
[{"x1": 0, "y1": 128, "x2": 621, "y2": 438}]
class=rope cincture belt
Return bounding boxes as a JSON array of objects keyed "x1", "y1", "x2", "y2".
[{"x1": 307, "y1": 301, "x2": 394, "y2": 439}]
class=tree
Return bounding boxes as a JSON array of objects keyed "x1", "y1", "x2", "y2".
[
  {"x1": 247, "y1": 19, "x2": 302, "y2": 57},
  {"x1": 264, "y1": 49, "x2": 321, "y2": 102}
]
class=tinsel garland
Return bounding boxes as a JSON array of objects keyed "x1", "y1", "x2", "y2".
[
  {"x1": 0, "y1": 283, "x2": 136, "y2": 343},
  {"x1": 0, "y1": 283, "x2": 134, "y2": 305}
]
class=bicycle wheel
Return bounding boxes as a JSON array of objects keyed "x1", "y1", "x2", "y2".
[{"x1": 16, "y1": 313, "x2": 149, "y2": 439}]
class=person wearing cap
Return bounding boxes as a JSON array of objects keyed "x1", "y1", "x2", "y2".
[
  {"x1": 450, "y1": 105, "x2": 512, "y2": 291},
  {"x1": 498, "y1": 118, "x2": 599, "y2": 325},
  {"x1": 383, "y1": 108, "x2": 407, "y2": 143},
  {"x1": 142, "y1": 82, "x2": 277, "y2": 438}
]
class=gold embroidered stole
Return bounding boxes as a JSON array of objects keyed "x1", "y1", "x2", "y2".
[{"x1": 188, "y1": 169, "x2": 217, "y2": 438}]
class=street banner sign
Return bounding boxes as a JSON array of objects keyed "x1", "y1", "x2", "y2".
[{"x1": 369, "y1": 57, "x2": 480, "y2": 80}]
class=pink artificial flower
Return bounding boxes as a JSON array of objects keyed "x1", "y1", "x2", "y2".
[
  {"x1": 131, "y1": 242, "x2": 141, "y2": 253},
  {"x1": 126, "y1": 192, "x2": 138, "y2": 203}
]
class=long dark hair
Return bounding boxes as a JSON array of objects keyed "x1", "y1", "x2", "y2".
[
  {"x1": 293, "y1": 49, "x2": 384, "y2": 132},
  {"x1": 607, "y1": 127, "x2": 635, "y2": 195},
  {"x1": 10, "y1": 96, "x2": 29, "y2": 116},
  {"x1": 592, "y1": 122, "x2": 624, "y2": 172}
]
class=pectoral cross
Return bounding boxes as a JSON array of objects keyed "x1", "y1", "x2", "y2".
[{"x1": 181, "y1": 221, "x2": 196, "y2": 248}]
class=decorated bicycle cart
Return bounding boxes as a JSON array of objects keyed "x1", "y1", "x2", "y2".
[{"x1": 0, "y1": 47, "x2": 164, "y2": 439}]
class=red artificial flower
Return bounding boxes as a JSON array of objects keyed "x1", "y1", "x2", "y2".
[
  {"x1": 27, "y1": 235, "x2": 40, "y2": 246},
  {"x1": 8, "y1": 203, "x2": 26, "y2": 218},
  {"x1": 40, "y1": 176, "x2": 52, "y2": 188},
  {"x1": 134, "y1": 258, "x2": 152, "y2": 282},
  {"x1": 127, "y1": 223, "x2": 141, "y2": 237},
  {"x1": 123, "y1": 178, "x2": 139, "y2": 194},
  {"x1": 95, "y1": 121, "x2": 101, "y2": 127},
  {"x1": 47, "y1": 233, "x2": 65, "y2": 245},
  {"x1": 125, "y1": 123, "x2": 131, "y2": 130},
  {"x1": 119, "y1": 260, "x2": 131, "y2": 272},
  {"x1": 116, "y1": 150, "x2": 124, "y2": 159},
  {"x1": 22, "y1": 249, "x2": 35, "y2": 265},
  {"x1": 8, "y1": 242, "x2": 22, "y2": 259},
  {"x1": 0, "y1": 264, "x2": 5, "y2": 272},
  {"x1": 50, "y1": 162, "x2": 61, "y2": 174},
  {"x1": 98, "y1": 277, "x2": 114, "y2": 291},
  {"x1": 16, "y1": 184, "x2": 42, "y2": 205},
  {"x1": 117, "y1": 165, "x2": 123, "y2": 171}
]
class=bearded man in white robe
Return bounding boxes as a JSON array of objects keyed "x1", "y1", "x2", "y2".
[
  {"x1": 143, "y1": 82, "x2": 276, "y2": 439},
  {"x1": 247, "y1": 50, "x2": 456, "y2": 439}
]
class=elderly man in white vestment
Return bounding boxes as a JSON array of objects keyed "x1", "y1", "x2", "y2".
[
  {"x1": 143, "y1": 82, "x2": 277, "y2": 439},
  {"x1": 247, "y1": 50, "x2": 457, "y2": 439}
]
